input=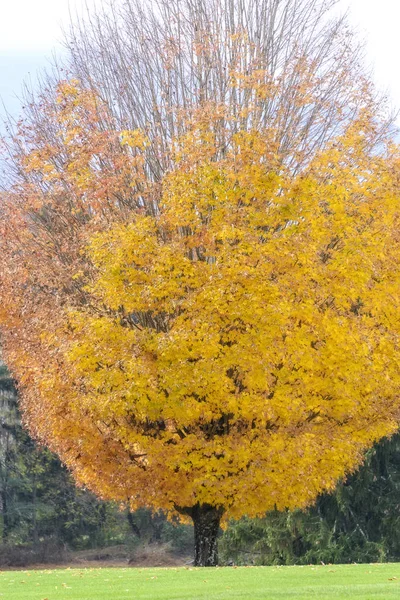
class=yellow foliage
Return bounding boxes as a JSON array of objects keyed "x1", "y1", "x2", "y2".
[{"x1": 0, "y1": 80, "x2": 400, "y2": 522}]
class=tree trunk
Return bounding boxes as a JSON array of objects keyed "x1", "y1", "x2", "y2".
[
  {"x1": 179, "y1": 503, "x2": 223, "y2": 567},
  {"x1": 1, "y1": 487, "x2": 9, "y2": 543},
  {"x1": 126, "y1": 510, "x2": 141, "y2": 538},
  {"x1": 32, "y1": 478, "x2": 38, "y2": 546}
]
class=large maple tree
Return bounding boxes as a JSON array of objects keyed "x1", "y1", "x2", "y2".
[{"x1": 1, "y1": 1, "x2": 400, "y2": 566}]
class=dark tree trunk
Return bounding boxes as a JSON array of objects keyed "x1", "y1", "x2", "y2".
[
  {"x1": 31, "y1": 474, "x2": 39, "y2": 546},
  {"x1": 150, "y1": 512, "x2": 164, "y2": 543},
  {"x1": 178, "y1": 503, "x2": 224, "y2": 567},
  {"x1": 1, "y1": 488, "x2": 9, "y2": 543},
  {"x1": 126, "y1": 510, "x2": 141, "y2": 538}
]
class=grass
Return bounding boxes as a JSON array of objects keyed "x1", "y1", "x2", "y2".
[{"x1": 1, "y1": 563, "x2": 400, "y2": 599}]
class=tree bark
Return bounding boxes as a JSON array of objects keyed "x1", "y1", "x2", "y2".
[
  {"x1": 126, "y1": 509, "x2": 141, "y2": 538},
  {"x1": 32, "y1": 478, "x2": 38, "y2": 546},
  {"x1": 178, "y1": 503, "x2": 224, "y2": 567},
  {"x1": 1, "y1": 488, "x2": 9, "y2": 543}
]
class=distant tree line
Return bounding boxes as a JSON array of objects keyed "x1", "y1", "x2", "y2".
[{"x1": 1, "y1": 362, "x2": 399, "y2": 566}]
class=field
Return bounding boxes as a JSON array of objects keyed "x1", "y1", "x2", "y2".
[{"x1": 1, "y1": 563, "x2": 400, "y2": 600}]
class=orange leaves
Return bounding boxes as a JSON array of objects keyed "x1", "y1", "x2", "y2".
[{"x1": 18, "y1": 80, "x2": 150, "y2": 223}]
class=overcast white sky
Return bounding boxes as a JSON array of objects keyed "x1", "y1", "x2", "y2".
[
  {"x1": 0, "y1": 0, "x2": 399, "y2": 118},
  {"x1": 0, "y1": 0, "x2": 101, "y2": 51}
]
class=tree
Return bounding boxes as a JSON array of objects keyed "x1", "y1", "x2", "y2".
[
  {"x1": 1, "y1": 0, "x2": 400, "y2": 566},
  {"x1": 66, "y1": 0, "x2": 370, "y2": 176}
]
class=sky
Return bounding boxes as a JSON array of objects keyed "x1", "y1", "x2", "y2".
[
  {"x1": 0, "y1": 0, "x2": 399, "y2": 121},
  {"x1": 0, "y1": 0, "x2": 100, "y2": 120}
]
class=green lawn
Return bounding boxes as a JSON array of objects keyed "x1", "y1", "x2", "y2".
[{"x1": 1, "y1": 563, "x2": 400, "y2": 599}]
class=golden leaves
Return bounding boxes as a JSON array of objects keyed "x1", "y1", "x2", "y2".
[
  {"x1": 120, "y1": 129, "x2": 148, "y2": 149},
  {"x1": 1, "y1": 78, "x2": 400, "y2": 519}
]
